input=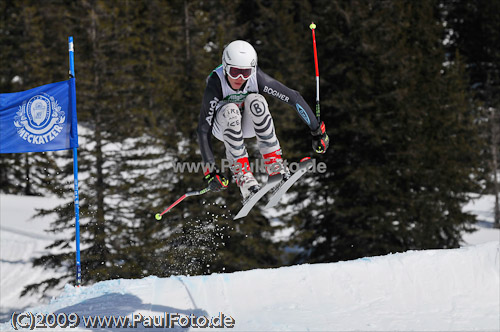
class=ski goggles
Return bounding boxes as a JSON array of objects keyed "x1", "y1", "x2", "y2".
[{"x1": 226, "y1": 66, "x2": 255, "y2": 80}]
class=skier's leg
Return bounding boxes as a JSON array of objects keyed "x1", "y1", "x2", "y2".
[
  {"x1": 213, "y1": 103, "x2": 248, "y2": 162},
  {"x1": 244, "y1": 93, "x2": 280, "y2": 153},
  {"x1": 244, "y1": 94, "x2": 289, "y2": 177},
  {"x1": 213, "y1": 103, "x2": 260, "y2": 199}
]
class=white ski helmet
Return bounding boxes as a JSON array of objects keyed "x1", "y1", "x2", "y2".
[{"x1": 222, "y1": 40, "x2": 257, "y2": 79}]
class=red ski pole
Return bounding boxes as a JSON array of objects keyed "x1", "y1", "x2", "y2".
[
  {"x1": 155, "y1": 187, "x2": 210, "y2": 220},
  {"x1": 310, "y1": 22, "x2": 320, "y2": 121}
]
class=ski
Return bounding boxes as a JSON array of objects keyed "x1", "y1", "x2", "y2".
[
  {"x1": 233, "y1": 173, "x2": 283, "y2": 220},
  {"x1": 264, "y1": 158, "x2": 314, "y2": 209}
]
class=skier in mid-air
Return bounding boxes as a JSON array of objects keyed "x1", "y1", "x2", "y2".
[{"x1": 197, "y1": 40, "x2": 329, "y2": 201}]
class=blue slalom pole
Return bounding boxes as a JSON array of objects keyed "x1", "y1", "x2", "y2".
[{"x1": 68, "y1": 36, "x2": 81, "y2": 286}]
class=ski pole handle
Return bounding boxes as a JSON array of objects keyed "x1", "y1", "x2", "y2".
[
  {"x1": 155, "y1": 187, "x2": 210, "y2": 220},
  {"x1": 310, "y1": 22, "x2": 320, "y2": 121}
]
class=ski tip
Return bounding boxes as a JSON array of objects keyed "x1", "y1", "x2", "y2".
[
  {"x1": 233, "y1": 209, "x2": 248, "y2": 220},
  {"x1": 300, "y1": 157, "x2": 312, "y2": 162}
]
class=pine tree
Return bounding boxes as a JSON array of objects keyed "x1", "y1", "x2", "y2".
[
  {"x1": 0, "y1": 0, "x2": 68, "y2": 197},
  {"x1": 289, "y1": 0, "x2": 484, "y2": 263},
  {"x1": 23, "y1": 0, "x2": 184, "y2": 291},
  {"x1": 443, "y1": 0, "x2": 500, "y2": 227}
]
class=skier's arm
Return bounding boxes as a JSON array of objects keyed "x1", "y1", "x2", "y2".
[
  {"x1": 197, "y1": 73, "x2": 222, "y2": 166},
  {"x1": 257, "y1": 69, "x2": 320, "y2": 131}
]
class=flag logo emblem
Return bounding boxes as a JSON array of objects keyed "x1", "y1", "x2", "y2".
[{"x1": 14, "y1": 93, "x2": 66, "y2": 145}]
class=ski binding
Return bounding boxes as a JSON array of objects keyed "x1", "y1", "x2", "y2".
[{"x1": 233, "y1": 173, "x2": 283, "y2": 220}]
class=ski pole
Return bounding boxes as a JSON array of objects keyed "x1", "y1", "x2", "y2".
[
  {"x1": 310, "y1": 22, "x2": 320, "y2": 121},
  {"x1": 155, "y1": 187, "x2": 211, "y2": 220}
]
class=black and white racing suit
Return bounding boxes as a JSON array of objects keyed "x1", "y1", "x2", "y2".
[{"x1": 197, "y1": 65, "x2": 320, "y2": 170}]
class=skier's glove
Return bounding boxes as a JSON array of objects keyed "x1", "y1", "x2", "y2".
[
  {"x1": 311, "y1": 121, "x2": 330, "y2": 154},
  {"x1": 204, "y1": 167, "x2": 229, "y2": 192}
]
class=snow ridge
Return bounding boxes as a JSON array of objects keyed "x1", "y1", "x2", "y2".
[{"x1": 1, "y1": 242, "x2": 498, "y2": 331}]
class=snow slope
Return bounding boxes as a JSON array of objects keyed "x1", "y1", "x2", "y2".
[
  {"x1": 1, "y1": 194, "x2": 500, "y2": 331},
  {"x1": 0, "y1": 242, "x2": 498, "y2": 331}
]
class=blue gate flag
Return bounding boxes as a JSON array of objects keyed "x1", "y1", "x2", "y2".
[{"x1": 0, "y1": 79, "x2": 78, "y2": 153}]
